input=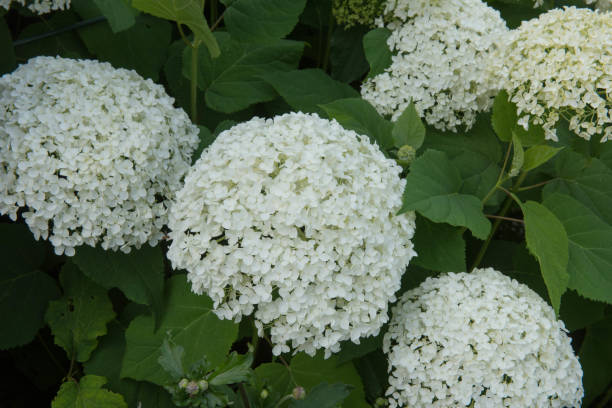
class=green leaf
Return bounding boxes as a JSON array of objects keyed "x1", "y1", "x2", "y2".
[
  {"x1": 412, "y1": 216, "x2": 466, "y2": 272},
  {"x1": 0, "y1": 223, "x2": 59, "y2": 349},
  {"x1": 262, "y1": 69, "x2": 359, "y2": 116},
  {"x1": 132, "y1": 0, "x2": 219, "y2": 57},
  {"x1": 335, "y1": 334, "x2": 383, "y2": 365},
  {"x1": 519, "y1": 201, "x2": 569, "y2": 313},
  {"x1": 76, "y1": 12, "x2": 172, "y2": 80},
  {"x1": 163, "y1": 40, "x2": 192, "y2": 112},
  {"x1": 0, "y1": 17, "x2": 16, "y2": 74},
  {"x1": 85, "y1": 321, "x2": 176, "y2": 408},
  {"x1": 452, "y1": 154, "x2": 501, "y2": 204},
  {"x1": 255, "y1": 353, "x2": 368, "y2": 408},
  {"x1": 184, "y1": 32, "x2": 304, "y2": 113},
  {"x1": 363, "y1": 27, "x2": 391, "y2": 78},
  {"x1": 209, "y1": 352, "x2": 253, "y2": 386},
  {"x1": 509, "y1": 132, "x2": 524, "y2": 177},
  {"x1": 399, "y1": 150, "x2": 491, "y2": 239},
  {"x1": 72, "y1": 245, "x2": 164, "y2": 326},
  {"x1": 290, "y1": 383, "x2": 353, "y2": 408},
  {"x1": 491, "y1": 90, "x2": 516, "y2": 142},
  {"x1": 224, "y1": 0, "x2": 306, "y2": 44},
  {"x1": 330, "y1": 26, "x2": 369, "y2": 84},
  {"x1": 522, "y1": 145, "x2": 563, "y2": 172},
  {"x1": 544, "y1": 150, "x2": 612, "y2": 226},
  {"x1": 543, "y1": 193, "x2": 612, "y2": 304},
  {"x1": 559, "y1": 290, "x2": 606, "y2": 332},
  {"x1": 52, "y1": 375, "x2": 128, "y2": 408},
  {"x1": 92, "y1": 0, "x2": 137, "y2": 32},
  {"x1": 158, "y1": 339, "x2": 185, "y2": 379},
  {"x1": 121, "y1": 275, "x2": 238, "y2": 385},
  {"x1": 45, "y1": 263, "x2": 115, "y2": 362},
  {"x1": 579, "y1": 317, "x2": 612, "y2": 406},
  {"x1": 392, "y1": 103, "x2": 426, "y2": 150},
  {"x1": 319, "y1": 98, "x2": 393, "y2": 151},
  {"x1": 353, "y1": 350, "x2": 388, "y2": 402},
  {"x1": 193, "y1": 125, "x2": 215, "y2": 164}
]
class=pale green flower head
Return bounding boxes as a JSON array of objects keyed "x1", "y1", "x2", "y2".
[{"x1": 332, "y1": 0, "x2": 386, "y2": 27}]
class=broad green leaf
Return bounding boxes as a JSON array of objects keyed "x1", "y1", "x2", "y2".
[
  {"x1": 509, "y1": 132, "x2": 524, "y2": 177},
  {"x1": 85, "y1": 321, "x2": 176, "y2": 408},
  {"x1": 412, "y1": 216, "x2": 466, "y2": 272},
  {"x1": 209, "y1": 352, "x2": 253, "y2": 385},
  {"x1": 543, "y1": 193, "x2": 612, "y2": 304},
  {"x1": 335, "y1": 334, "x2": 382, "y2": 366},
  {"x1": 132, "y1": 0, "x2": 219, "y2": 57},
  {"x1": 452, "y1": 154, "x2": 501, "y2": 204},
  {"x1": 559, "y1": 290, "x2": 606, "y2": 332},
  {"x1": 76, "y1": 11, "x2": 171, "y2": 80},
  {"x1": 544, "y1": 151, "x2": 612, "y2": 226},
  {"x1": 193, "y1": 125, "x2": 215, "y2": 163},
  {"x1": 599, "y1": 142, "x2": 612, "y2": 170},
  {"x1": 491, "y1": 90, "x2": 516, "y2": 142},
  {"x1": 363, "y1": 27, "x2": 391, "y2": 78},
  {"x1": 255, "y1": 353, "x2": 368, "y2": 408},
  {"x1": 330, "y1": 26, "x2": 369, "y2": 84},
  {"x1": 392, "y1": 103, "x2": 426, "y2": 150},
  {"x1": 319, "y1": 98, "x2": 393, "y2": 151},
  {"x1": 52, "y1": 375, "x2": 127, "y2": 408},
  {"x1": 164, "y1": 40, "x2": 192, "y2": 112},
  {"x1": 92, "y1": 0, "x2": 137, "y2": 32},
  {"x1": 519, "y1": 201, "x2": 569, "y2": 313},
  {"x1": 262, "y1": 69, "x2": 359, "y2": 116},
  {"x1": 522, "y1": 145, "x2": 563, "y2": 172},
  {"x1": 0, "y1": 223, "x2": 59, "y2": 349},
  {"x1": 579, "y1": 317, "x2": 612, "y2": 406},
  {"x1": 290, "y1": 383, "x2": 352, "y2": 408},
  {"x1": 399, "y1": 150, "x2": 491, "y2": 240},
  {"x1": 45, "y1": 263, "x2": 115, "y2": 362},
  {"x1": 353, "y1": 350, "x2": 388, "y2": 402},
  {"x1": 158, "y1": 339, "x2": 185, "y2": 379},
  {"x1": 0, "y1": 17, "x2": 16, "y2": 74},
  {"x1": 72, "y1": 245, "x2": 164, "y2": 325},
  {"x1": 225, "y1": 0, "x2": 307, "y2": 43},
  {"x1": 121, "y1": 275, "x2": 238, "y2": 385},
  {"x1": 183, "y1": 32, "x2": 304, "y2": 113}
]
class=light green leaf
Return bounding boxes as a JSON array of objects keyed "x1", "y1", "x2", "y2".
[
  {"x1": 392, "y1": 103, "x2": 426, "y2": 150},
  {"x1": 290, "y1": 383, "x2": 353, "y2": 408},
  {"x1": 543, "y1": 193, "x2": 612, "y2": 304},
  {"x1": 72, "y1": 246, "x2": 164, "y2": 325},
  {"x1": 262, "y1": 69, "x2": 359, "y2": 116},
  {"x1": 45, "y1": 263, "x2": 115, "y2": 362},
  {"x1": 491, "y1": 90, "x2": 516, "y2": 142},
  {"x1": 519, "y1": 201, "x2": 569, "y2": 313},
  {"x1": 183, "y1": 32, "x2": 304, "y2": 113},
  {"x1": 319, "y1": 98, "x2": 393, "y2": 151},
  {"x1": 0, "y1": 17, "x2": 16, "y2": 74},
  {"x1": 121, "y1": 275, "x2": 238, "y2": 385},
  {"x1": 224, "y1": 0, "x2": 306, "y2": 43},
  {"x1": 92, "y1": 0, "x2": 137, "y2": 32},
  {"x1": 363, "y1": 27, "x2": 391, "y2": 78},
  {"x1": 452, "y1": 154, "x2": 501, "y2": 204},
  {"x1": 399, "y1": 150, "x2": 491, "y2": 239},
  {"x1": 0, "y1": 223, "x2": 59, "y2": 349},
  {"x1": 579, "y1": 317, "x2": 612, "y2": 406},
  {"x1": 132, "y1": 0, "x2": 219, "y2": 57},
  {"x1": 412, "y1": 216, "x2": 466, "y2": 272},
  {"x1": 522, "y1": 145, "x2": 563, "y2": 172},
  {"x1": 509, "y1": 132, "x2": 524, "y2": 177},
  {"x1": 52, "y1": 375, "x2": 127, "y2": 408}
]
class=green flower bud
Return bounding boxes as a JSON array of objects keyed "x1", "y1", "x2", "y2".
[
  {"x1": 332, "y1": 0, "x2": 386, "y2": 28},
  {"x1": 186, "y1": 380, "x2": 199, "y2": 395},
  {"x1": 375, "y1": 397, "x2": 388, "y2": 407},
  {"x1": 198, "y1": 379, "x2": 209, "y2": 392},
  {"x1": 260, "y1": 389, "x2": 269, "y2": 399},
  {"x1": 178, "y1": 378, "x2": 189, "y2": 389},
  {"x1": 292, "y1": 386, "x2": 306, "y2": 400},
  {"x1": 396, "y1": 145, "x2": 416, "y2": 166}
]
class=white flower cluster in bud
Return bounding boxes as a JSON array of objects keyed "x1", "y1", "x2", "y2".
[
  {"x1": 361, "y1": 0, "x2": 508, "y2": 131},
  {"x1": 0, "y1": 56, "x2": 199, "y2": 255},
  {"x1": 384, "y1": 268, "x2": 583, "y2": 408},
  {"x1": 491, "y1": 7, "x2": 612, "y2": 142},
  {"x1": 167, "y1": 112, "x2": 416, "y2": 357},
  {"x1": 533, "y1": 0, "x2": 610, "y2": 10},
  {"x1": 0, "y1": 0, "x2": 70, "y2": 14}
]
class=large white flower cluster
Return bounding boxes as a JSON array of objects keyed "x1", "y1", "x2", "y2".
[
  {"x1": 384, "y1": 268, "x2": 583, "y2": 408},
  {"x1": 0, "y1": 56, "x2": 199, "y2": 256},
  {"x1": 361, "y1": 0, "x2": 508, "y2": 131},
  {"x1": 0, "y1": 0, "x2": 70, "y2": 14},
  {"x1": 167, "y1": 112, "x2": 416, "y2": 357},
  {"x1": 491, "y1": 7, "x2": 612, "y2": 142}
]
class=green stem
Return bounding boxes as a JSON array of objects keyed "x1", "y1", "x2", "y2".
[
  {"x1": 210, "y1": 0, "x2": 218, "y2": 24},
  {"x1": 190, "y1": 44, "x2": 199, "y2": 124},
  {"x1": 239, "y1": 383, "x2": 252, "y2": 408},
  {"x1": 321, "y1": 12, "x2": 334, "y2": 71},
  {"x1": 274, "y1": 394, "x2": 294, "y2": 408}
]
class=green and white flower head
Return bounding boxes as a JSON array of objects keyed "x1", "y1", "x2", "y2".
[
  {"x1": 384, "y1": 268, "x2": 583, "y2": 408},
  {"x1": 332, "y1": 0, "x2": 386, "y2": 28},
  {"x1": 492, "y1": 7, "x2": 612, "y2": 142},
  {"x1": 167, "y1": 112, "x2": 416, "y2": 357},
  {"x1": 0, "y1": 56, "x2": 199, "y2": 256},
  {"x1": 532, "y1": 0, "x2": 611, "y2": 10},
  {"x1": 0, "y1": 0, "x2": 70, "y2": 14},
  {"x1": 361, "y1": 0, "x2": 508, "y2": 131}
]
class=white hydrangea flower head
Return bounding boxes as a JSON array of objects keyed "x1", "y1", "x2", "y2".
[
  {"x1": 167, "y1": 112, "x2": 416, "y2": 357},
  {"x1": 492, "y1": 7, "x2": 612, "y2": 142},
  {"x1": 0, "y1": 56, "x2": 199, "y2": 256},
  {"x1": 0, "y1": 0, "x2": 70, "y2": 14},
  {"x1": 384, "y1": 267, "x2": 583, "y2": 408},
  {"x1": 361, "y1": 0, "x2": 508, "y2": 131}
]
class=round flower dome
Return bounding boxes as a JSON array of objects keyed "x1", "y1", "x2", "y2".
[
  {"x1": 1, "y1": 0, "x2": 70, "y2": 14},
  {"x1": 384, "y1": 268, "x2": 583, "y2": 408},
  {"x1": 167, "y1": 112, "x2": 416, "y2": 357},
  {"x1": 0, "y1": 56, "x2": 199, "y2": 255}
]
